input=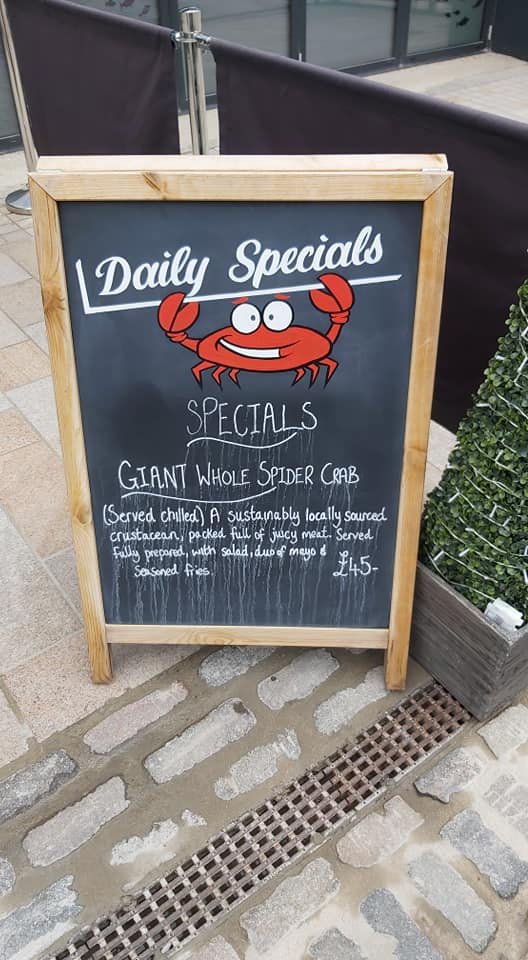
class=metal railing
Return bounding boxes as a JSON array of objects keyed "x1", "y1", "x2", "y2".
[
  {"x1": 0, "y1": 0, "x2": 37, "y2": 213},
  {"x1": 173, "y1": 7, "x2": 210, "y2": 157}
]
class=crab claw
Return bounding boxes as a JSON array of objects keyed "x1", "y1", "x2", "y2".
[
  {"x1": 158, "y1": 292, "x2": 200, "y2": 338},
  {"x1": 309, "y1": 273, "x2": 354, "y2": 318}
]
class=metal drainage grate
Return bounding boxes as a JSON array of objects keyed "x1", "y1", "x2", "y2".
[{"x1": 54, "y1": 681, "x2": 470, "y2": 960}]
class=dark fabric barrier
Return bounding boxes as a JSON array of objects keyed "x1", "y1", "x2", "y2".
[
  {"x1": 212, "y1": 38, "x2": 528, "y2": 431},
  {"x1": 6, "y1": 0, "x2": 180, "y2": 155}
]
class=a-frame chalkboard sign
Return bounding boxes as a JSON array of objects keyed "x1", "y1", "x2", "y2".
[{"x1": 30, "y1": 155, "x2": 452, "y2": 688}]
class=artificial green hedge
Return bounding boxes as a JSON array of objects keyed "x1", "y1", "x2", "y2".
[{"x1": 420, "y1": 279, "x2": 528, "y2": 618}]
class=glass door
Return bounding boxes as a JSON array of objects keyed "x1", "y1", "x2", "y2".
[
  {"x1": 407, "y1": 0, "x2": 487, "y2": 55},
  {"x1": 178, "y1": 0, "x2": 291, "y2": 95},
  {"x1": 306, "y1": 0, "x2": 398, "y2": 70},
  {"x1": 76, "y1": 0, "x2": 159, "y2": 23}
]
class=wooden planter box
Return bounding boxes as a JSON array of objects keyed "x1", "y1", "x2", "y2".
[{"x1": 411, "y1": 562, "x2": 528, "y2": 720}]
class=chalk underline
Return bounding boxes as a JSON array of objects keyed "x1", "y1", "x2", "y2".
[
  {"x1": 75, "y1": 260, "x2": 402, "y2": 317},
  {"x1": 186, "y1": 432, "x2": 298, "y2": 451},
  {"x1": 120, "y1": 487, "x2": 277, "y2": 505}
]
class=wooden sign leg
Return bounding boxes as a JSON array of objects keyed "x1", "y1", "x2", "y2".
[
  {"x1": 30, "y1": 180, "x2": 113, "y2": 685},
  {"x1": 87, "y1": 625, "x2": 113, "y2": 683},
  {"x1": 385, "y1": 179, "x2": 453, "y2": 690},
  {"x1": 385, "y1": 621, "x2": 411, "y2": 690}
]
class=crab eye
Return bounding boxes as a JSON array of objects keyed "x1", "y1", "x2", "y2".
[
  {"x1": 263, "y1": 300, "x2": 293, "y2": 331},
  {"x1": 231, "y1": 303, "x2": 261, "y2": 334}
]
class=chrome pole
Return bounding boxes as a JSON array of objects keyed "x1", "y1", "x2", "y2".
[
  {"x1": 178, "y1": 7, "x2": 209, "y2": 155},
  {"x1": 0, "y1": 0, "x2": 37, "y2": 214}
]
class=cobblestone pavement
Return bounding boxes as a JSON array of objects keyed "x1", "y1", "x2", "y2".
[
  {"x1": 175, "y1": 699, "x2": 528, "y2": 960},
  {"x1": 0, "y1": 48, "x2": 527, "y2": 960}
]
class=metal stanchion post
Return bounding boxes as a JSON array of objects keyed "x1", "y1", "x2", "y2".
[
  {"x1": 176, "y1": 7, "x2": 209, "y2": 156},
  {"x1": 0, "y1": 0, "x2": 37, "y2": 214}
]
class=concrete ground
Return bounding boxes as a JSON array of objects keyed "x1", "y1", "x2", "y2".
[
  {"x1": 371, "y1": 49, "x2": 528, "y2": 125},
  {"x1": 0, "y1": 49, "x2": 526, "y2": 960}
]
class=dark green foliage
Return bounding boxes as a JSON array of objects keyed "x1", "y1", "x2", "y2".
[{"x1": 421, "y1": 280, "x2": 528, "y2": 617}]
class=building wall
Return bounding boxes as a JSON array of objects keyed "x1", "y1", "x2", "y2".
[{"x1": 493, "y1": 0, "x2": 528, "y2": 61}]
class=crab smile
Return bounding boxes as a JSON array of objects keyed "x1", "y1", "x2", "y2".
[{"x1": 219, "y1": 338, "x2": 281, "y2": 359}]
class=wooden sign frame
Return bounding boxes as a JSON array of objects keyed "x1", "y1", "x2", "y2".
[{"x1": 29, "y1": 155, "x2": 452, "y2": 689}]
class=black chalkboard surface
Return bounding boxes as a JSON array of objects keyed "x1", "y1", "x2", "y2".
[
  {"x1": 30, "y1": 156, "x2": 452, "y2": 685},
  {"x1": 61, "y1": 198, "x2": 420, "y2": 629}
]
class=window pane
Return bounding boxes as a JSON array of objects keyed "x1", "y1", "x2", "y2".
[
  {"x1": 307, "y1": 0, "x2": 396, "y2": 69},
  {"x1": 408, "y1": 0, "x2": 486, "y2": 54},
  {"x1": 183, "y1": 1, "x2": 290, "y2": 94},
  {"x1": 75, "y1": 0, "x2": 160, "y2": 24}
]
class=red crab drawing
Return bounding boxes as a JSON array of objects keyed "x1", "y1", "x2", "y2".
[{"x1": 157, "y1": 272, "x2": 354, "y2": 387}]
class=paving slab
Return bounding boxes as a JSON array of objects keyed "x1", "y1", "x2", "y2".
[
  {"x1": 426, "y1": 420, "x2": 457, "y2": 472},
  {"x1": 337, "y1": 796, "x2": 423, "y2": 868},
  {"x1": 423, "y1": 461, "x2": 442, "y2": 499},
  {"x1": 5, "y1": 636, "x2": 197, "y2": 741},
  {"x1": 5, "y1": 239, "x2": 39, "y2": 279},
  {"x1": 478, "y1": 705, "x2": 528, "y2": 758},
  {"x1": 181, "y1": 809, "x2": 207, "y2": 827},
  {"x1": 214, "y1": 729, "x2": 301, "y2": 800},
  {"x1": 441, "y1": 808, "x2": 528, "y2": 898},
  {"x1": 240, "y1": 858, "x2": 340, "y2": 953},
  {"x1": 184, "y1": 937, "x2": 240, "y2": 960},
  {"x1": 373, "y1": 52, "x2": 528, "y2": 124},
  {"x1": 0, "y1": 440, "x2": 71, "y2": 557},
  {"x1": 0, "y1": 508, "x2": 80, "y2": 673},
  {"x1": 409, "y1": 851, "x2": 497, "y2": 952},
  {"x1": 0, "y1": 686, "x2": 32, "y2": 765},
  {"x1": 0, "y1": 342, "x2": 48, "y2": 392},
  {"x1": 24, "y1": 320, "x2": 48, "y2": 354},
  {"x1": 0, "y1": 309, "x2": 25, "y2": 348},
  {"x1": 0, "y1": 749, "x2": 76, "y2": 825},
  {"x1": 44, "y1": 548, "x2": 81, "y2": 610},
  {"x1": 361, "y1": 888, "x2": 442, "y2": 960},
  {"x1": 145, "y1": 698, "x2": 257, "y2": 784},
  {"x1": 314, "y1": 666, "x2": 386, "y2": 734},
  {"x1": 110, "y1": 819, "x2": 179, "y2": 867},
  {"x1": 414, "y1": 747, "x2": 485, "y2": 803},
  {"x1": 6, "y1": 376, "x2": 60, "y2": 455},
  {"x1": 0, "y1": 278, "x2": 44, "y2": 328},
  {"x1": 258, "y1": 650, "x2": 340, "y2": 710},
  {"x1": 199, "y1": 647, "x2": 275, "y2": 687},
  {"x1": 484, "y1": 773, "x2": 528, "y2": 841},
  {"x1": 0, "y1": 876, "x2": 81, "y2": 960},
  {"x1": 0, "y1": 408, "x2": 39, "y2": 456},
  {"x1": 308, "y1": 927, "x2": 365, "y2": 959},
  {"x1": 83, "y1": 682, "x2": 188, "y2": 754},
  {"x1": 0, "y1": 857, "x2": 15, "y2": 897},
  {"x1": 0, "y1": 252, "x2": 29, "y2": 287},
  {"x1": 23, "y1": 777, "x2": 129, "y2": 867}
]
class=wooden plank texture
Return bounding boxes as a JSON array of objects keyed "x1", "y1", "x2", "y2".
[
  {"x1": 107, "y1": 625, "x2": 388, "y2": 648},
  {"x1": 385, "y1": 176, "x2": 453, "y2": 689},
  {"x1": 29, "y1": 178, "x2": 112, "y2": 683},
  {"x1": 411, "y1": 563, "x2": 528, "y2": 719},
  {"x1": 32, "y1": 170, "x2": 450, "y2": 203},
  {"x1": 37, "y1": 154, "x2": 448, "y2": 172}
]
